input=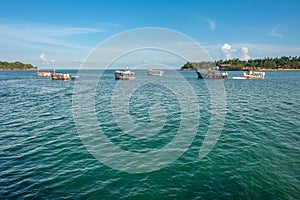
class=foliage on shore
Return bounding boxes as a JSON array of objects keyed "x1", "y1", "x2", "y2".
[
  {"x1": 0, "y1": 61, "x2": 36, "y2": 70},
  {"x1": 181, "y1": 56, "x2": 300, "y2": 70}
]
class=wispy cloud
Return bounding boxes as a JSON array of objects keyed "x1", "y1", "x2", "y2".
[
  {"x1": 0, "y1": 22, "x2": 108, "y2": 67},
  {"x1": 198, "y1": 16, "x2": 216, "y2": 31},
  {"x1": 269, "y1": 26, "x2": 282, "y2": 39},
  {"x1": 205, "y1": 18, "x2": 216, "y2": 32},
  {"x1": 242, "y1": 43, "x2": 300, "y2": 58},
  {"x1": 39, "y1": 53, "x2": 48, "y2": 63},
  {"x1": 39, "y1": 53, "x2": 55, "y2": 64},
  {"x1": 0, "y1": 22, "x2": 104, "y2": 49}
]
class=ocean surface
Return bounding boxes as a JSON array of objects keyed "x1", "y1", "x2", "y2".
[{"x1": 0, "y1": 70, "x2": 299, "y2": 199}]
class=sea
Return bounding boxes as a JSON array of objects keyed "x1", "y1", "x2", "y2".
[{"x1": 0, "y1": 70, "x2": 299, "y2": 199}]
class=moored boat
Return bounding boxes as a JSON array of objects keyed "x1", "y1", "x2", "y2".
[
  {"x1": 115, "y1": 67, "x2": 135, "y2": 80},
  {"x1": 147, "y1": 69, "x2": 164, "y2": 76},
  {"x1": 243, "y1": 70, "x2": 265, "y2": 79},
  {"x1": 70, "y1": 75, "x2": 80, "y2": 80},
  {"x1": 196, "y1": 67, "x2": 228, "y2": 79},
  {"x1": 52, "y1": 73, "x2": 71, "y2": 81},
  {"x1": 37, "y1": 69, "x2": 56, "y2": 77}
]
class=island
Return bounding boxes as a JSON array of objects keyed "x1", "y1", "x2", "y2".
[
  {"x1": 181, "y1": 56, "x2": 300, "y2": 71},
  {"x1": 0, "y1": 61, "x2": 37, "y2": 70}
]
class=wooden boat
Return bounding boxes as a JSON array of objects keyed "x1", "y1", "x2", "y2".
[
  {"x1": 115, "y1": 67, "x2": 135, "y2": 80},
  {"x1": 243, "y1": 71, "x2": 265, "y2": 79},
  {"x1": 196, "y1": 67, "x2": 228, "y2": 79},
  {"x1": 52, "y1": 73, "x2": 71, "y2": 81},
  {"x1": 147, "y1": 69, "x2": 164, "y2": 76}
]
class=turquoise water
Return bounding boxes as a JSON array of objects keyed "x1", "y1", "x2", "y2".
[{"x1": 0, "y1": 70, "x2": 299, "y2": 199}]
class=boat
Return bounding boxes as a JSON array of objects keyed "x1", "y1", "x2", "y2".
[
  {"x1": 196, "y1": 66, "x2": 228, "y2": 79},
  {"x1": 147, "y1": 69, "x2": 164, "y2": 76},
  {"x1": 115, "y1": 67, "x2": 135, "y2": 80},
  {"x1": 70, "y1": 75, "x2": 80, "y2": 80},
  {"x1": 37, "y1": 69, "x2": 56, "y2": 77},
  {"x1": 52, "y1": 73, "x2": 71, "y2": 81},
  {"x1": 243, "y1": 70, "x2": 265, "y2": 79}
]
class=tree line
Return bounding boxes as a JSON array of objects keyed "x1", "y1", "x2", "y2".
[
  {"x1": 0, "y1": 61, "x2": 36, "y2": 70},
  {"x1": 181, "y1": 56, "x2": 300, "y2": 70}
]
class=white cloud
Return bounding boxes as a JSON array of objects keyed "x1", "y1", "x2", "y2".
[
  {"x1": 205, "y1": 43, "x2": 300, "y2": 61},
  {"x1": 240, "y1": 47, "x2": 250, "y2": 60},
  {"x1": 221, "y1": 43, "x2": 232, "y2": 60},
  {"x1": 221, "y1": 44, "x2": 250, "y2": 60},
  {"x1": 221, "y1": 43, "x2": 231, "y2": 50}
]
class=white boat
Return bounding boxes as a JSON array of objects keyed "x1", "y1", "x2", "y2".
[
  {"x1": 147, "y1": 69, "x2": 164, "y2": 76},
  {"x1": 233, "y1": 77, "x2": 247, "y2": 80},
  {"x1": 70, "y1": 75, "x2": 80, "y2": 80},
  {"x1": 115, "y1": 67, "x2": 135, "y2": 80},
  {"x1": 243, "y1": 70, "x2": 265, "y2": 79},
  {"x1": 36, "y1": 69, "x2": 55, "y2": 77}
]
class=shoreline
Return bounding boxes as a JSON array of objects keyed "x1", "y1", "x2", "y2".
[
  {"x1": 256, "y1": 68, "x2": 300, "y2": 71},
  {"x1": 0, "y1": 68, "x2": 37, "y2": 71},
  {"x1": 180, "y1": 68, "x2": 300, "y2": 71}
]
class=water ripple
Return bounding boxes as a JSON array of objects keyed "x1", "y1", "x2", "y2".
[{"x1": 0, "y1": 70, "x2": 299, "y2": 199}]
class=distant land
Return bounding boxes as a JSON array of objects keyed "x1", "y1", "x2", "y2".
[
  {"x1": 0, "y1": 61, "x2": 37, "y2": 70},
  {"x1": 181, "y1": 56, "x2": 300, "y2": 71}
]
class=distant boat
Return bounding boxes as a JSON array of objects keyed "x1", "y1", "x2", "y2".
[
  {"x1": 196, "y1": 67, "x2": 228, "y2": 79},
  {"x1": 115, "y1": 67, "x2": 135, "y2": 80},
  {"x1": 70, "y1": 75, "x2": 80, "y2": 80},
  {"x1": 243, "y1": 70, "x2": 265, "y2": 79},
  {"x1": 37, "y1": 69, "x2": 56, "y2": 77},
  {"x1": 147, "y1": 69, "x2": 164, "y2": 76},
  {"x1": 52, "y1": 73, "x2": 71, "y2": 81}
]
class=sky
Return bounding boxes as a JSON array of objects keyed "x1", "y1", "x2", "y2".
[{"x1": 1, "y1": 0, "x2": 300, "y2": 69}]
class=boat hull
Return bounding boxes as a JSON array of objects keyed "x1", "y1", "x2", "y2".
[
  {"x1": 244, "y1": 75, "x2": 265, "y2": 79},
  {"x1": 115, "y1": 76, "x2": 135, "y2": 80},
  {"x1": 52, "y1": 77, "x2": 70, "y2": 81},
  {"x1": 233, "y1": 77, "x2": 247, "y2": 80},
  {"x1": 52, "y1": 73, "x2": 71, "y2": 81}
]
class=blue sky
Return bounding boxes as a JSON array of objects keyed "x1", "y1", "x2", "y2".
[{"x1": 1, "y1": 0, "x2": 300, "y2": 68}]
